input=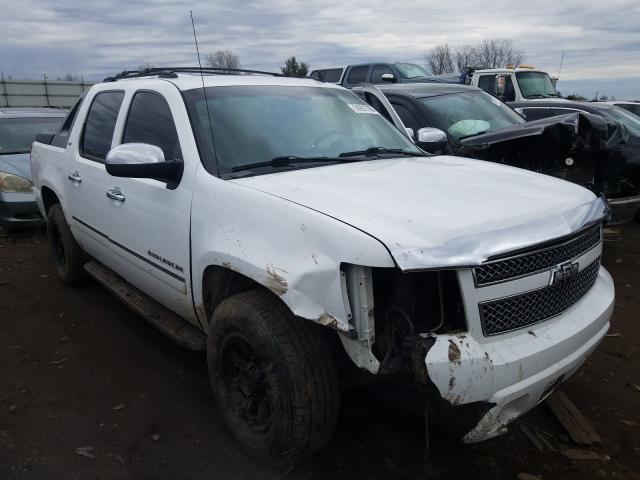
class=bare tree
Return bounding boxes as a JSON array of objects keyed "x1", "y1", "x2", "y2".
[
  {"x1": 426, "y1": 38, "x2": 525, "y2": 73},
  {"x1": 205, "y1": 50, "x2": 241, "y2": 72},
  {"x1": 425, "y1": 44, "x2": 455, "y2": 75},
  {"x1": 476, "y1": 39, "x2": 523, "y2": 69},
  {"x1": 454, "y1": 44, "x2": 479, "y2": 72},
  {"x1": 137, "y1": 63, "x2": 154, "y2": 71}
]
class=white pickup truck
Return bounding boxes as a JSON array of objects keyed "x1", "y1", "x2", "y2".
[
  {"x1": 467, "y1": 66, "x2": 561, "y2": 102},
  {"x1": 30, "y1": 68, "x2": 614, "y2": 467}
]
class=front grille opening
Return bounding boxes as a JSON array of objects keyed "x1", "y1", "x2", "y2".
[
  {"x1": 370, "y1": 269, "x2": 466, "y2": 361},
  {"x1": 474, "y1": 223, "x2": 601, "y2": 286},
  {"x1": 479, "y1": 258, "x2": 601, "y2": 336}
]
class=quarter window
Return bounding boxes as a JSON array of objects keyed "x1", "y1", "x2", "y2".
[
  {"x1": 122, "y1": 91, "x2": 182, "y2": 160},
  {"x1": 81, "y1": 91, "x2": 124, "y2": 161},
  {"x1": 52, "y1": 96, "x2": 84, "y2": 148}
]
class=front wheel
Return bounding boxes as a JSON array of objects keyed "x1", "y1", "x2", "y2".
[
  {"x1": 207, "y1": 289, "x2": 340, "y2": 467},
  {"x1": 46, "y1": 204, "x2": 86, "y2": 286}
]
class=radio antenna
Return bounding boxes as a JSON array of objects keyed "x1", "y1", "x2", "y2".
[
  {"x1": 557, "y1": 51, "x2": 565, "y2": 81},
  {"x1": 190, "y1": 10, "x2": 218, "y2": 175}
]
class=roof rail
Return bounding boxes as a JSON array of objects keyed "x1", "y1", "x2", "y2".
[{"x1": 103, "y1": 67, "x2": 283, "y2": 82}]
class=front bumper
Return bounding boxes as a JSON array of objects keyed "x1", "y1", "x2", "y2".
[
  {"x1": 424, "y1": 267, "x2": 614, "y2": 442},
  {"x1": 0, "y1": 191, "x2": 44, "y2": 228},
  {"x1": 608, "y1": 195, "x2": 640, "y2": 224}
]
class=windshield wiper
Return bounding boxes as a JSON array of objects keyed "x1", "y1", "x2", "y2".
[
  {"x1": 338, "y1": 147, "x2": 429, "y2": 158},
  {"x1": 230, "y1": 155, "x2": 354, "y2": 173}
]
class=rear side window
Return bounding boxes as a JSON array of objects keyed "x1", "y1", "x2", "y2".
[
  {"x1": 81, "y1": 91, "x2": 124, "y2": 161},
  {"x1": 347, "y1": 66, "x2": 369, "y2": 85},
  {"x1": 122, "y1": 91, "x2": 182, "y2": 160},
  {"x1": 311, "y1": 69, "x2": 343, "y2": 83},
  {"x1": 52, "y1": 96, "x2": 84, "y2": 148}
]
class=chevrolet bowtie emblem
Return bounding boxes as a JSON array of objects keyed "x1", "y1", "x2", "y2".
[{"x1": 550, "y1": 261, "x2": 579, "y2": 285}]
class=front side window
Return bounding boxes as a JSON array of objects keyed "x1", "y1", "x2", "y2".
[
  {"x1": 81, "y1": 91, "x2": 124, "y2": 161},
  {"x1": 371, "y1": 65, "x2": 394, "y2": 83},
  {"x1": 184, "y1": 85, "x2": 422, "y2": 176},
  {"x1": 391, "y1": 102, "x2": 421, "y2": 131},
  {"x1": 516, "y1": 72, "x2": 559, "y2": 99},
  {"x1": 419, "y1": 91, "x2": 524, "y2": 141},
  {"x1": 0, "y1": 116, "x2": 63, "y2": 155},
  {"x1": 122, "y1": 91, "x2": 182, "y2": 160}
]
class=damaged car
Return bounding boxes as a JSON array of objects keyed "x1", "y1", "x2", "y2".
[
  {"x1": 355, "y1": 83, "x2": 639, "y2": 223},
  {"x1": 30, "y1": 68, "x2": 614, "y2": 467}
]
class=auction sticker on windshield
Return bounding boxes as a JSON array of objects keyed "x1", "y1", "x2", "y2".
[{"x1": 348, "y1": 104, "x2": 379, "y2": 114}]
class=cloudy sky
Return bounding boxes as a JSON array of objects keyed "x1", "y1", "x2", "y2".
[{"x1": 2, "y1": 0, "x2": 639, "y2": 99}]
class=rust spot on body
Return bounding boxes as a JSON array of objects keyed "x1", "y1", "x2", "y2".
[
  {"x1": 448, "y1": 339, "x2": 462, "y2": 365},
  {"x1": 316, "y1": 313, "x2": 350, "y2": 333},
  {"x1": 265, "y1": 264, "x2": 288, "y2": 296}
]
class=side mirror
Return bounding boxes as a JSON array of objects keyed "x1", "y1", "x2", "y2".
[
  {"x1": 105, "y1": 143, "x2": 183, "y2": 189},
  {"x1": 405, "y1": 127, "x2": 415, "y2": 139},
  {"x1": 381, "y1": 73, "x2": 396, "y2": 83},
  {"x1": 416, "y1": 127, "x2": 448, "y2": 153},
  {"x1": 417, "y1": 127, "x2": 447, "y2": 143}
]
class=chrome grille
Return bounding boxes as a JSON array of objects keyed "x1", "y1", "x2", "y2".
[
  {"x1": 479, "y1": 258, "x2": 600, "y2": 336},
  {"x1": 474, "y1": 224, "x2": 601, "y2": 286}
]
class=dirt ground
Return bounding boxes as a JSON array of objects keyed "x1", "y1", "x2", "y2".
[{"x1": 1, "y1": 224, "x2": 639, "y2": 480}]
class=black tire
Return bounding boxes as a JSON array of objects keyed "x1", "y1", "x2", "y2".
[
  {"x1": 46, "y1": 204, "x2": 86, "y2": 286},
  {"x1": 207, "y1": 289, "x2": 339, "y2": 467}
]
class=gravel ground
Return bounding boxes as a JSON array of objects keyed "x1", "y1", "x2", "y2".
[{"x1": 0, "y1": 224, "x2": 639, "y2": 480}]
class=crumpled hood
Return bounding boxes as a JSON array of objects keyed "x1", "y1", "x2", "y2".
[
  {"x1": 232, "y1": 156, "x2": 599, "y2": 270},
  {"x1": 0, "y1": 153, "x2": 32, "y2": 180}
]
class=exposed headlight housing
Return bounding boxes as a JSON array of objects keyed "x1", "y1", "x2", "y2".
[{"x1": 0, "y1": 172, "x2": 33, "y2": 193}]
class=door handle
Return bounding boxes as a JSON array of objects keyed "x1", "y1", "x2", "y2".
[
  {"x1": 68, "y1": 171, "x2": 82, "y2": 183},
  {"x1": 106, "y1": 187, "x2": 125, "y2": 202}
]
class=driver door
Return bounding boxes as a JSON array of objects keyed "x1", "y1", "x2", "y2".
[{"x1": 102, "y1": 84, "x2": 200, "y2": 325}]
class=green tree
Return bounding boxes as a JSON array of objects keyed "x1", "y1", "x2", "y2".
[{"x1": 281, "y1": 56, "x2": 309, "y2": 77}]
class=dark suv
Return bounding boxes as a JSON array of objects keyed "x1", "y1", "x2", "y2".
[{"x1": 310, "y1": 62, "x2": 446, "y2": 89}]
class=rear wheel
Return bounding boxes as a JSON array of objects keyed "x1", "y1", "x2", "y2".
[
  {"x1": 46, "y1": 204, "x2": 86, "y2": 286},
  {"x1": 207, "y1": 289, "x2": 339, "y2": 467}
]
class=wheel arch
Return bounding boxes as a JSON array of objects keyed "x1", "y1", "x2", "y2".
[{"x1": 41, "y1": 186, "x2": 61, "y2": 214}]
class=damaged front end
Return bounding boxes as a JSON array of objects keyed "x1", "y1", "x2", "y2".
[
  {"x1": 455, "y1": 112, "x2": 640, "y2": 223},
  {"x1": 337, "y1": 197, "x2": 613, "y2": 442}
]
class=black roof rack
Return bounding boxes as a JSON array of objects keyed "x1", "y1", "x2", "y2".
[{"x1": 103, "y1": 67, "x2": 283, "y2": 82}]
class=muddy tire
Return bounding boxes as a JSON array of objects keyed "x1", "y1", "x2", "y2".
[
  {"x1": 46, "y1": 204, "x2": 86, "y2": 286},
  {"x1": 207, "y1": 289, "x2": 339, "y2": 467}
]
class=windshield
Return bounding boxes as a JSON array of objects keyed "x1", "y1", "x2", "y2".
[
  {"x1": 419, "y1": 90, "x2": 525, "y2": 141},
  {"x1": 516, "y1": 71, "x2": 559, "y2": 99},
  {"x1": 184, "y1": 85, "x2": 422, "y2": 176},
  {"x1": 0, "y1": 117, "x2": 63, "y2": 155},
  {"x1": 601, "y1": 106, "x2": 640, "y2": 137},
  {"x1": 394, "y1": 63, "x2": 432, "y2": 79}
]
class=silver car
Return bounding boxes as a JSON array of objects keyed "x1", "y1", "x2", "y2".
[{"x1": 0, "y1": 108, "x2": 65, "y2": 228}]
